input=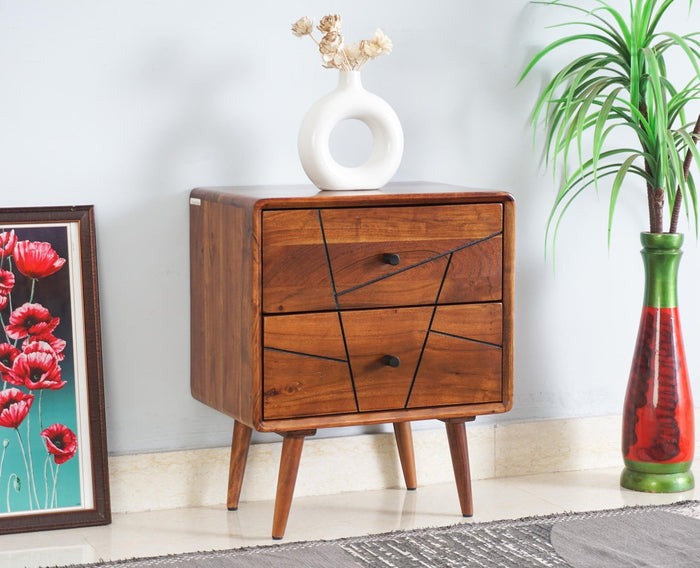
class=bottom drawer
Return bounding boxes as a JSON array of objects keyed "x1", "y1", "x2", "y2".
[{"x1": 263, "y1": 304, "x2": 503, "y2": 420}]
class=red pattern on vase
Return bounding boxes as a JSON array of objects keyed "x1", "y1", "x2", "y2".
[{"x1": 623, "y1": 306, "x2": 694, "y2": 464}]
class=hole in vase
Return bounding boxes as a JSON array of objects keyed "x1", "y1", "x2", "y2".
[{"x1": 329, "y1": 119, "x2": 373, "y2": 167}]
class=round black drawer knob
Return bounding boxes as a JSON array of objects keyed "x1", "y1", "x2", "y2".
[
  {"x1": 382, "y1": 253, "x2": 401, "y2": 266},
  {"x1": 382, "y1": 355, "x2": 401, "y2": 368}
]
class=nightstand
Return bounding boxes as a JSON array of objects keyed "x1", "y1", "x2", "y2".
[{"x1": 189, "y1": 182, "x2": 514, "y2": 539}]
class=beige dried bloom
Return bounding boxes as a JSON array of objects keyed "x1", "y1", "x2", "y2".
[
  {"x1": 363, "y1": 29, "x2": 393, "y2": 58},
  {"x1": 343, "y1": 42, "x2": 363, "y2": 68},
  {"x1": 291, "y1": 16, "x2": 313, "y2": 37},
  {"x1": 319, "y1": 31, "x2": 342, "y2": 55},
  {"x1": 292, "y1": 14, "x2": 392, "y2": 71},
  {"x1": 361, "y1": 40, "x2": 381, "y2": 59},
  {"x1": 318, "y1": 14, "x2": 341, "y2": 34}
]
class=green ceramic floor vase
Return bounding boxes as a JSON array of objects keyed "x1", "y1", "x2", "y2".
[{"x1": 621, "y1": 233, "x2": 695, "y2": 492}]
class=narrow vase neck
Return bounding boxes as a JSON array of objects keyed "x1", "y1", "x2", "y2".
[
  {"x1": 640, "y1": 232, "x2": 683, "y2": 308},
  {"x1": 337, "y1": 70, "x2": 363, "y2": 89}
]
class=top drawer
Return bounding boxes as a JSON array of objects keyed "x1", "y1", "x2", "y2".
[{"x1": 262, "y1": 203, "x2": 503, "y2": 313}]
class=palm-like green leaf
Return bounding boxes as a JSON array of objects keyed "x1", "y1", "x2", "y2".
[{"x1": 521, "y1": 0, "x2": 700, "y2": 254}]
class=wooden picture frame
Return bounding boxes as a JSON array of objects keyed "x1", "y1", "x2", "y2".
[{"x1": 0, "y1": 205, "x2": 110, "y2": 533}]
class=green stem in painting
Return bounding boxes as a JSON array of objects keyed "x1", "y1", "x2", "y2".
[
  {"x1": 51, "y1": 464, "x2": 60, "y2": 508},
  {"x1": 0, "y1": 311, "x2": 9, "y2": 346},
  {"x1": 43, "y1": 455, "x2": 51, "y2": 509},
  {"x1": 0, "y1": 439, "x2": 8, "y2": 483},
  {"x1": 14, "y1": 429, "x2": 33, "y2": 510},
  {"x1": 38, "y1": 390, "x2": 44, "y2": 431},
  {"x1": 7, "y1": 259, "x2": 14, "y2": 313},
  {"x1": 6, "y1": 473, "x2": 19, "y2": 512},
  {"x1": 22, "y1": 416, "x2": 41, "y2": 509},
  {"x1": 28, "y1": 278, "x2": 37, "y2": 304}
]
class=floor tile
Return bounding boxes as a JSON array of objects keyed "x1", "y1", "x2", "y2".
[{"x1": 0, "y1": 467, "x2": 696, "y2": 568}]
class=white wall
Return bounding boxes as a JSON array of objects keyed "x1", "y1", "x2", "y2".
[{"x1": 1, "y1": 0, "x2": 699, "y2": 455}]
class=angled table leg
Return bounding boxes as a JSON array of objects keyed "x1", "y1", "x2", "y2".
[
  {"x1": 442, "y1": 417, "x2": 475, "y2": 517},
  {"x1": 227, "y1": 421, "x2": 253, "y2": 511},
  {"x1": 393, "y1": 421, "x2": 417, "y2": 490},
  {"x1": 272, "y1": 429, "x2": 317, "y2": 540}
]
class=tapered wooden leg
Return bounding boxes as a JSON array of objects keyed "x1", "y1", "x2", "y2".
[
  {"x1": 393, "y1": 421, "x2": 417, "y2": 490},
  {"x1": 227, "y1": 421, "x2": 253, "y2": 511},
  {"x1": 272, "y1": 429, "x2": 316, "y2": 540},
  {"x1": 442, "y1": 418, "x2": 475, "y2": 517}
]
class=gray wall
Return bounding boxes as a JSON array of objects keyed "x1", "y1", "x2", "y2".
[{"x1": 2, "y1": 1, "x2": 699, "y2": 455}]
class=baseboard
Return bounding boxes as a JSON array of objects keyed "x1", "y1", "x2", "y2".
[{"x1": 108, "y1": 415, "x2": 654, "y2": 513}]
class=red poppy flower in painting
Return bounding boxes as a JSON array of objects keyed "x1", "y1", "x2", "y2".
[
  {"x1": 8, "y1": 343, "x2": 65, "y2": 390},
  {"x1": 24, "y1": 333, "x2": 67, "y2": 361},
  {"x1": 5, "y1": 302, "x2": 60, "y2": 340},
  {"x1": 0, "y1": 343, "x2": 20, "y2": 381},
  {"x1": 22, "y1": 340, "x2": 59, "y2": 357},
  {"x1": 13, "y1": 240, "x2": 66, "y2": 280},
  {"x1": 41, "y1": 423, "x2": 78, "y2": 464},
  {"x1": 0, "y1": 268, "x2": 14, "y2": 295},
  {"x1": 0, "y1": 230, "x2": 17, "y2": 257},
  {"x1": 0, "y1": 388, "x2": 34, "y2": 429},
  {"x1": 0, "y1": 294, "x2": 7, "y2": 311}
]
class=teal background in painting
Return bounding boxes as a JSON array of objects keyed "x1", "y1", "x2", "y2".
[{"x1": 0, "y1": 225, "x2": 81, "y2": 514}]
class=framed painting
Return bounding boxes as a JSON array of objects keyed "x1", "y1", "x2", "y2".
[{"x1": 0, "y1": 206, "x2": 110, "y2": 533}]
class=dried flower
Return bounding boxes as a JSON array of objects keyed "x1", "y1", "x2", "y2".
[
  {"x1": 291, "y1": 16, "x2": 313, "y2": 37},
  {"x1": 319, "y1": 31, "x2": 342, "y2": 55},
  {"x1": 362, "y1": 29, "x2": 392, "y2": 58},
  {"x1": 317, "y1": 14, "x2": 341, "y2": 34},
  {"x1": 292, "y1": 14, "x2": 392, "y2": 71},
  {"x1": 343, "y1": 42, "x2": 362, "y2": 63}
]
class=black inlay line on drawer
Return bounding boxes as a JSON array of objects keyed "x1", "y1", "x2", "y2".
[
  {"x1": 335, "y1": 231, "x2": 502, "y2": 298},
  {"x1": 429, "y1": 330, "x2": 503, "y2": 349},
  {"x1": 263, "y1": 346, "x2": 348, "y2": 364},
  {"x1": 336, "y1": 311, "x2": 360, "y2": 412},
  {"x1": 318, "y1": 209, "x2": 360, "y2": 412},
  {"x1": 317, "y1": 209, "x2": 341, "y2": 311},
  {"x1": 403, "y1": 251, "x2": 454, "y2": 408}
]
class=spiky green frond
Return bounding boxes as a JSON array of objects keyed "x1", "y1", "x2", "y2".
[{"x1": 522, "y1": 0, "x2": 700, "y2": 255}]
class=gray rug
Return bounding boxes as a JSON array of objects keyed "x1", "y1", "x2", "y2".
[{"x1": 57, "y1": 501, "x2": 700, "y2": 568}]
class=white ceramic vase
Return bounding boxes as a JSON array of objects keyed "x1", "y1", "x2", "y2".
[{"x1": 298, "y1": 70, "x2": 403, "y2": 191}]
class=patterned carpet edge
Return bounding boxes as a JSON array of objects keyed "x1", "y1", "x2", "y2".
[{"x1": 47, "y1": 499, "x2": 700, "y2": 568}]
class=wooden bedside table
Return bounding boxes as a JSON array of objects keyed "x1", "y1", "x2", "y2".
[{"x1": 189, "y1": 182, "x2": 514, "y2": 539}]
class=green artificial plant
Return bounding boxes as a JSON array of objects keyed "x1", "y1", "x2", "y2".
[{"x1": 520, "y1": 0, "x2": 700, "y2": 252}]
